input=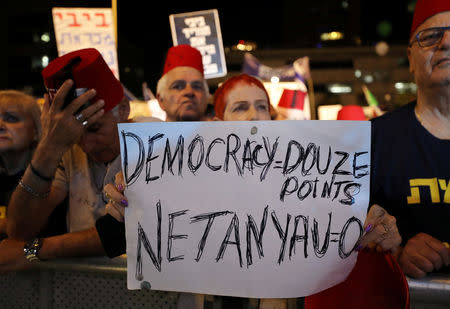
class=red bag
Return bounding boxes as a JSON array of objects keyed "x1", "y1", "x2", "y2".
[{"x1": 304, "y1": 251, "x2": 410, "y2": 309}]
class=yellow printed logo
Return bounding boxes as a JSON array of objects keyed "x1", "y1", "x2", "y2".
[
  {"x1": 407, "y1": 178, "x2": 450, "y2": 204},
  {"x1": 0, "y1": 206, "x2": 6, "y2": 219}
]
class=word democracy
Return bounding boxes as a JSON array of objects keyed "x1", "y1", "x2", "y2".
[{"x1": 121, "y1": 131, "x2": 369, "y2": 205}]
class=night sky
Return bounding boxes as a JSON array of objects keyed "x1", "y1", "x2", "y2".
[
  {"x1": 115, "y1": 0, "x2": 414, "y2": 96},
  {"x1": 8, "y1": 0, "x2": 415, "y2": 97}
]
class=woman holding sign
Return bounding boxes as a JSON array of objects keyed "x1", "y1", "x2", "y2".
[
  {"x1": 104, "y1": 73, "x2": 405, "y2": 309},
  {"x1": 214, "y1": 74, "x2": 289, "y2": 309},
  {"x1": 214, "y1": 74, "x2": 407, "y2": 309},
  {"x1": 213, "y1": 73, "x2": 401, "y2": 253}
]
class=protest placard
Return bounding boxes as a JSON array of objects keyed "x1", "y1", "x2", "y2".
[
  {"x1": 119, "y1": 120, "x2": 370, "y2": 298},
  {"x1": 52, "y1": 7, "x2": 119, "y2": 79},
  {"x1": 169, "y1": 9, "x2": 227, "y2": 79}
]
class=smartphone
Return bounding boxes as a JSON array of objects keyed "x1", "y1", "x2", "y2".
[{"x1": 60, "y1": 73, "x2": 78, "y2": 110}]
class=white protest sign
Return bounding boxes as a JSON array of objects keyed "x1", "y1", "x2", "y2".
[
  {"x1": 52, "y1": 7, "x2": 119, "y2": 79},
  {"x1": 169, "y1": 9, "x2": 227, "y2": 79},
  {"x1": 119, "y1": 120, "x2": 371, "y2": 298}
]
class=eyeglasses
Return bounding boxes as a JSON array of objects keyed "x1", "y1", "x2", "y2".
[{"x1": 409, "y1": 26, "x2": 450, "y2": 48}]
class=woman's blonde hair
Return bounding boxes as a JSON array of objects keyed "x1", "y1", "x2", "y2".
[{"x1": 0, "y1": 90, "x2": 42, "y2": 142}]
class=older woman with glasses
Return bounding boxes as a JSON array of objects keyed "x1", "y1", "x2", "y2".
[{"x1": 371, "y1": 0, "x2": 450, "y2": 279}]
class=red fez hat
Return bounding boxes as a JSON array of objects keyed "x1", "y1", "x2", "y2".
[
  {"x1": 162, "y1": 45, "x2": 204, "y2": 77},
  {"x1": 42, "y1": 48, "x2": 124, "y2": 113},
  {"x1": 337, "y1": 105, "x2": 366, "y2": 120},
  {"x1": 410, "y1": 0, "x2": 450, "y2": 37}
]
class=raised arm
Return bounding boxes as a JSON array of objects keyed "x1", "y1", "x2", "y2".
[{"x1": 7, "y1": 80, "x2": 104, "y2": 240}]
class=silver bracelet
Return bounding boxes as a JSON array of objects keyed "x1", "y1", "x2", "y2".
[{"x1": 18, "y1": 179, "x2": 50, "y2": 199}]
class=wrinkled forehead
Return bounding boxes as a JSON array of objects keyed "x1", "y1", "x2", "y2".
[{"x1": 166, "y1": 66, "x2": 204, "y2": 84}]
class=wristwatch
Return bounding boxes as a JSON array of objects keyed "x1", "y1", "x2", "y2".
[{"x1": 23, "y1": 238, "x2": 42, "y2": 262}]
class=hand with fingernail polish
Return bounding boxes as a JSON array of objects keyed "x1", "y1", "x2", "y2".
[
  {"x1": 103, "y1": 171, "x2": 128, "y2": 222},
  {"x1": 355, "y1": 204, "x2": 402, "y2": 254}
]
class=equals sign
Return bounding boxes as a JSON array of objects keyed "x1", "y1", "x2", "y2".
[
  {"x1": 331, "y1": 232, "x2": 340, "y2": 242},
  {"x1": 273, "y1": 161, "x2": 283, "y2": 169}
]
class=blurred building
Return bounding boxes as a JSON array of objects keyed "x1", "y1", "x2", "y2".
[{"x1": 216, "y1": 43, "x2": 415, "y2": 119}]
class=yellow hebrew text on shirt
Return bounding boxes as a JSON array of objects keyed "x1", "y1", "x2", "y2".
[
  {"x1": 439, "y1": 179, "x2": 450, "y2": 203},
  {"x1": 0, "y1": 206, "x2": 6, "y2": 218},
  {"x1": 407, "y1": 178, "x2": 450, "y2": 204}
]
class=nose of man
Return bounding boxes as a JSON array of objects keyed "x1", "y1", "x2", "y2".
[
  {"x1": 184, "y1": 92, "x2": 196, "y2": 100},
  {"x1": 439, "y1": 30, "x2": 450, "y2": 49},
  {"x1": 182, "y1": 83, "x2": 198, "y2": 98}
]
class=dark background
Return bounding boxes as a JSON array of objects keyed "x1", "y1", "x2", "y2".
[{"x1": 2, "y1": 0, "x2": 416, "y2": 98}]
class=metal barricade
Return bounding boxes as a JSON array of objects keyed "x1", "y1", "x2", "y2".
[
  {"x1": 0, "y1": 255, "x2": 448, "y2": 309},
  {"x1": 407, "y1": 274, "x2": 450, "y2": 309},
  {"x1": 0, "y1": 256, "x2": 179, "y2": 309}
]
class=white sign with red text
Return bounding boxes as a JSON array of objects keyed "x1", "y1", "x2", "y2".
[{"x1": 52, "y1": 7, "x2": 119, "y2": 79}]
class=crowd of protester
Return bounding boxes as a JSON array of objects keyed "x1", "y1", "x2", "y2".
[{"x1": 0, "y1": 0, "x2": 448, "y2": 308}]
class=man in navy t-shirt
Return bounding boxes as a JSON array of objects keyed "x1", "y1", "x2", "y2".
[{"x1": 371, "y1": 0, "x2": 450, "y2": 278}]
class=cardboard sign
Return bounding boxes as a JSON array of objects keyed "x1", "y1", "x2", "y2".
[
  {"x1": 169, "y1": 9, "x2": 227, "y2": 79},
  {"x1": 119, "y1": 120, "x2": 371, "y2": 298},
  {"x1": 52, "y1": 7, "x2": 119, "y2": 79}
]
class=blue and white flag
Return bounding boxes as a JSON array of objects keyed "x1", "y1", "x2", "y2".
[
  {"x1": 242, "y1": 53, "x2": 310, "y2": 83},
  {"x1": 243, "y1": 53, "x2": 311, "y2": 120}
]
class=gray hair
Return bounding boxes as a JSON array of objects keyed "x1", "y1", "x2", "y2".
[
  {"x1": 110, "y1": 104, "x2": 120, "y2": 119},
  {"x1": 109, "y1": 96, "x2": 130, "y2": 120}
]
